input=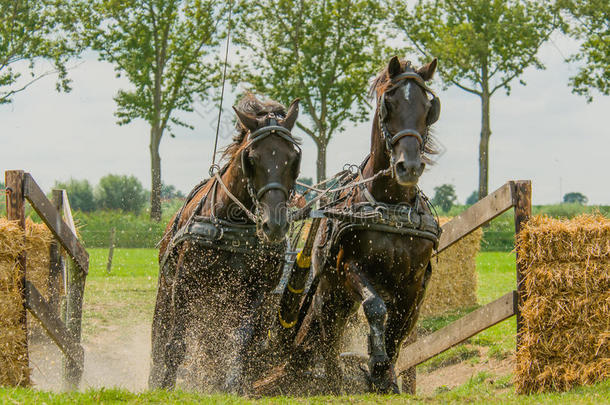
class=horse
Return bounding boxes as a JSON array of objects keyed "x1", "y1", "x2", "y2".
[
  {"x1": 148, "y1": 93, "x2": 301, "y2": 393},
  {"x1": 285, "y1": 56, "x2": 442, "y2": 394}
]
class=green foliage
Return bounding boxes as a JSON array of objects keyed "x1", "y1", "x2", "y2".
[
  {"x1": 563, "y1": 191, "x2": 588, "y2": 205},
  {"x1": 161, "y1": 183, "x2": 185, "y2": 200},
  {"x1": 53, "y1": 178, "x2": 97, "y2": 212},
  {"x1": 233, "y1": 0, "x2": 389, "y2": 181},
  {"x1": 391, "y1": 0, "x2": 557, "y2": 197},
  {"x1": 556, "y1": 0, "x2": 609, "y2": 101},
  {"x1": 391, "y1": 0, "x2": 556, "y2": 96},
  {"x1": 80, "y1": 0, "x2": 225, "y2": 219},
  {"x1": 431, "y1": 183, "x2": 458, "y2": 213},
  {"x1": 466, "y1": 190, "x2": 479, "y2": 205},
  {"x1": 0, "y1": 0, "x2": 80, "y2": 104},
  {"x1": 95, "y1": 174, "x2": 147, "y2": 214}
]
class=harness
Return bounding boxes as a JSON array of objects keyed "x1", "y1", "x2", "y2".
[
  {"x1": 159, "y1": 116, "x2": 301, "y2": 271},
  {"x1": 319, "y1": 171, "x2": 442, "y2": 270}
]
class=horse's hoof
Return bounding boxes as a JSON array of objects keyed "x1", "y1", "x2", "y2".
[{"x1": 367, "y1": 356, "x2": 399, "y2": 394}]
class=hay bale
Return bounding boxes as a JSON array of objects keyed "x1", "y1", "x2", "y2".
[
  {"x1": 420, "y1": 217, "x2": 482, "y2": 318},
  {"x1": 0, "y1": 217, "x2": 54, "y2": 387},
  {"x1": 515, "y1": 214, "x2": 610, "y2": 394}
]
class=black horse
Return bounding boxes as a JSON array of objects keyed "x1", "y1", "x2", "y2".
[
  {"x1": 282, "y1": 57, "x2": 442, "y2": 394},
  {"x1": 148, "y1": 94, "x2": 301, "y2": 393}
]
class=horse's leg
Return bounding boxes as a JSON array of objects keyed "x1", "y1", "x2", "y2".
[
  {"x1": 160, "y1": 261, "x2": 191, "y2": 390},
  {"x1": 149, "y1": 257, "x2": 176, "y2": 389},
  {"x1": 314, "y1": 277, "x2": 355, "y2": 394},
  {"x1": 345, "y1": 267, "x2": 396, "y2": 393},
  {"x1": 386, "y1": 263, "x2": 432, "y2": 363},
  {"x1": 224, "y1": 290, "x2": 265, "y2": 394},
  {"x1": 384, "y1": 262, "x2": 433, "y2": 391}
]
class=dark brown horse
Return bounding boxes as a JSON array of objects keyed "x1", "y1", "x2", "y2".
[
  {"x1": 285, "y1": 57, "x2": 441, "y2": 394},
  {"x1": 148, "y1": 94, "x2": 301, "y2": 393}
]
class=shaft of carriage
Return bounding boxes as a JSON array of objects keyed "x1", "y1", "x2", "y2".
[{"x1": 274, "y1": 217, "x2": 322, "y2": 351}]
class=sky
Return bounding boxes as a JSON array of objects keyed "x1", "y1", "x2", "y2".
[{"x1": 1, "y1": 33, "x2": 608, "y2": 205}]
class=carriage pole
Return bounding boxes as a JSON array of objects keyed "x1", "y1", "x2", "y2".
[{"x1": 276, "y1": 218, "x2": 322, "y2": 346}]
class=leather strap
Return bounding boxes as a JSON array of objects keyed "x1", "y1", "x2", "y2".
[
  {"x1": 390, "y1": 129, "x2": 423, "y2": 146},
  {"x1": 256, "y1": 182, "x2": 289, "y2": 200}
]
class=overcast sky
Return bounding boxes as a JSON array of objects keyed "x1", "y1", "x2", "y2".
[{"x1": 1, "y1": 33, "x2": 608, "y2": 205}]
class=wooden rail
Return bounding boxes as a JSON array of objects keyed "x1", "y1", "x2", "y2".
[
  {"x1": 396, "y1": 291, "x2": 517, "y2": 373},
  {"x1": 24, "y1": 281, "x2": 84, "y2": 370},
  {"x1": 397, "y1": 180, "x2": 531, "y2": 383},
  {"x1": 23, "y1": 173, "x2": 89, "y2": 274},
  {"x1": 436, "y1": 181, "x2": 515, "y2": 254}
]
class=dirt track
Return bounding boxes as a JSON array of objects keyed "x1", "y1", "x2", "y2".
[{"x1": 29, "y1": 320, "x2": 513, "y2": 394}]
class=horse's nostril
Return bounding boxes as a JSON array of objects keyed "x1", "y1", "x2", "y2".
[{"x1": 395, "y1": 161, "x2": 407, "y2": 173}]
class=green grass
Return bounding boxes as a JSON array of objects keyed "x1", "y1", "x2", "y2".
[
  {"x1": 1, "y1": 378, "x2": 609, "y2": 403},
  {"x1": 82, "y1": 248, "x2": 159, "y2": 337}
]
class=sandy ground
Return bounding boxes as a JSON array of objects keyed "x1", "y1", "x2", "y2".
[
  {"x1": 29, "y1": 322, "x2": 151, "y2": 392},
  {"x1": 29, "y1": 320, "x2": 514, "y2": 395}
]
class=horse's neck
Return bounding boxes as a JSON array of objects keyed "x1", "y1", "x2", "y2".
[
  {"x1": 362, "y1": 113, "x2": 418, "y2": 205},
  {"x1": 210, "y1": 161, "x2": 253, "y2": 220}
]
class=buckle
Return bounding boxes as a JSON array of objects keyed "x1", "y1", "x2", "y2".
[{"x1": 232, "y1": 239, "x2": 240, "y2": 247}]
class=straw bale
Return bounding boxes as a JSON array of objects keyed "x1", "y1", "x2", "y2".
[
  {"x1": 0, "y1": 217, "x2": 55, "y2": 386},
  {"x1": 515, "y1": 214, "x2": 610, "y2": 394},
  {"x1": 420, "y1": 217, "x2": 482, "y2": 317}
]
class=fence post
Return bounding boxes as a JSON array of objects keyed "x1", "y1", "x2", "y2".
[
  {"x1": 57, "y1": 191, "x2": 86, "y2": 390},
  {"x1": 5, "y1": 170, "x2": 30, "y2": 386},
  {"x1": 63, "y1": 257, "x2": 85, "y2": 390},
  {"x1": 49, "y1": 190, "x2": 65, "y2": 317},
  {"x1": 513, "y1": 180, "x2": 531, "y2": 351},
  {"x1": 106, "y1": 227, "x2": 116, "y2": 274}
]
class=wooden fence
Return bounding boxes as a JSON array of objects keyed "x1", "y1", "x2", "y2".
[
  {"x1": 5, "y1": 170, "x2": 88, "y2": 389},
  {"x1": 396, "y1": 180, "x2": 531, "y2": 386}
]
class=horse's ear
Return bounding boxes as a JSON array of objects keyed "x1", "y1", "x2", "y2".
[
  {"x1": 233, "y1": 106, "x2": 258, "y2": 132},
  {"x1": 417, "y1": 58, "x2": 437, "y2": 81},
  {"x1": 388, "y1": 56, "x2": 402, "y2": 78},
  {"x1": 282, "y1": 98, "x2": 300, "y2": 130}
]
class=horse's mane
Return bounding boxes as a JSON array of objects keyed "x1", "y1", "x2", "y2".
[
  {"x1": 369, "y1": 58, "x2": 440, "y2": 164},
  {"x1": 221, "y1": 93, "x2": 289, "y2": 160}
]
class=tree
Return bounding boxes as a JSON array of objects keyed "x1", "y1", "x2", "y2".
[
  {"x1": 161, "y1": 183, "x2": 184, "y2": 199},
  {"x1": 563, "y1": 192, "x2": 588, "y2": 205},
  {"x1": 0, "y1": 0, "x2": 79, "y2": 104},
  {"x1": 556, "y1": 0, "x2": 609, "y2": 101},
  {"x1": 82, "y1": 0, "x2": 225, "y2": 221},
  {"x1": 432, "y1": 183, "x2": 458, "y2": 212},
  {"x1": 95, "y1": 174, "x2": 148, "y2": 214},
  {"x1": 234, "y1": 0, "x2": 388, "y2": 181},
  {"x1": 391, "y1": 0, "x2": 557, "y2": 198},
  {"x1": 466, "y1": 190, "x2": 479, "y2": 205},
  {"x1": 53, "y1": 179, "x2": 97, "y2": 212}
]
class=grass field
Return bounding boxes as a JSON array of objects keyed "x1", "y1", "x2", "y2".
[{"x1": 2, "y1": 249, "x2": 608, "y2": 403}]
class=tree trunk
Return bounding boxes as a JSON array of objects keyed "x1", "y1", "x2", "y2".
[
  {"x1": 150, "y1": 126, "x2": 162, "y2": 222},
  {"x1": 478, "y1": 65, "x2": 491, "y2": 199},
  {"x1": 316, "y1": 140, "x2": 327, "y2": 183}
]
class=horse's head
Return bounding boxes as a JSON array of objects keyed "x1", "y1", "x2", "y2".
[
  {"x1": 376, "y1": 56, "x2": 440, "y2": 186},
  {"x1": 233, "y1": 97, "x2": 301, "y2": 242}
]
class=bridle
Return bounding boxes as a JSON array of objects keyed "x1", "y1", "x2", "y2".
[
  {"x1": 378, "y1": 71, "x2": 440, "y2": 157},
  {"x1": 241, "y1": 115, "x2": 302, "y2": 201},
  {"x1": 240, "y1": 114, "x2": 302, "y2": 207}
]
